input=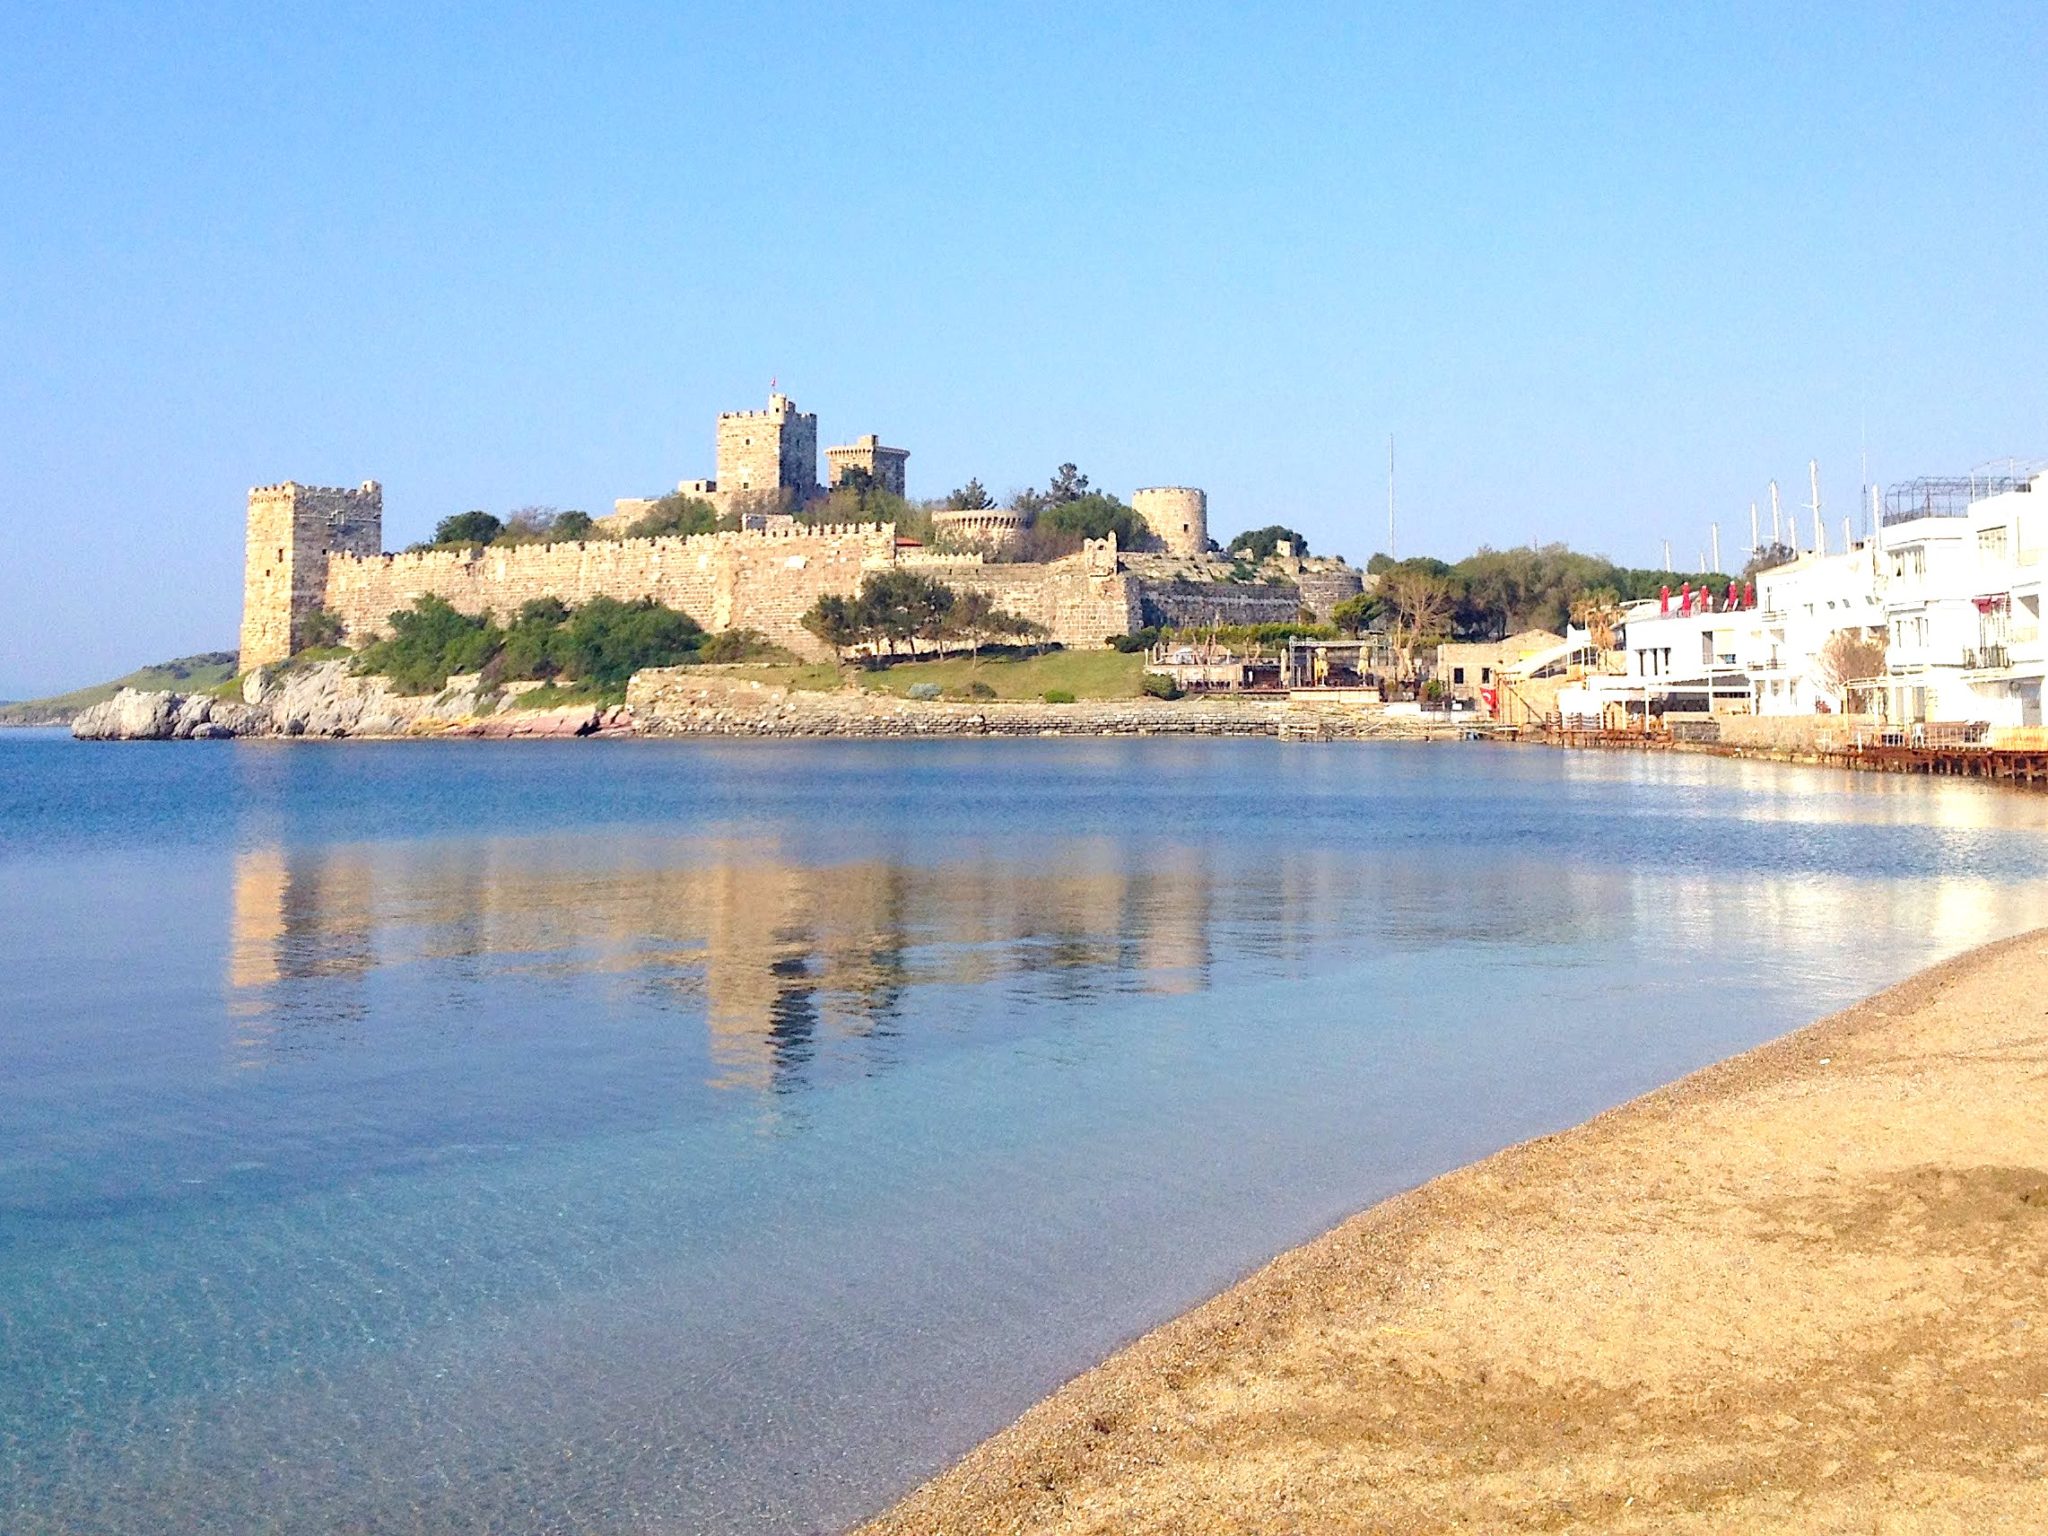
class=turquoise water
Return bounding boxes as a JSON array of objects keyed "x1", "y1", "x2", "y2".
[{"x1": 3, "y1": 730, "x2": 2046, "y2": 1533}]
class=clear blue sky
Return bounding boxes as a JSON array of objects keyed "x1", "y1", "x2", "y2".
[{"x1": 3, "y1": 1, "x2": 2043, "y2": 696}]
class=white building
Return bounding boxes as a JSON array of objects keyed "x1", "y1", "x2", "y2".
[
  {"x1": 1880, "y1": 467, "x2": 2045, "y2": 728},
  {"x1": 1748, "y1": 545, "x2": 1889, "y2": 715}
]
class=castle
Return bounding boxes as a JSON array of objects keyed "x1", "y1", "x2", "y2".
[{"x1": 238, "y1": 393, "x2": 1363, "y2": 674}]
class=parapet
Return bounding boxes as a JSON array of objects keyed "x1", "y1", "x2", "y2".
[{"x1": 249, "y1": 479, "x2": 382, "y2": 500}]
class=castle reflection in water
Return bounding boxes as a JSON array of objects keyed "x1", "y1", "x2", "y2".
[
  {"x1": 225, "y1": 817, "x2": 2027, "y2": 1099},
  {"x1": 226, "y1": 836, "x2": 1237, "y2": 1094}
]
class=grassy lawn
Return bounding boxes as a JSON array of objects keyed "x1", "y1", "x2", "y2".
[
  {"x1": 0, "y1": 651, "x2": 238, "y2": 724},
  {"x1": 858, "y1": 648, "x2": 1146, "y2": 701},
  {"x1": 706, "y1": 662, "x2": 849, "y2": 692}
]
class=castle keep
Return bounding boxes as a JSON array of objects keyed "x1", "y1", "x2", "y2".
[
  {"x1": 238, "y1": 391, "x2": 1361, "y2": 675},
  {"x1": 240, "y1": 481, "x2": 384, "y2": 665}
]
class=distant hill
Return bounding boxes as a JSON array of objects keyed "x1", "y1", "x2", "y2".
[{"x1": 0, "y1": 652, "x2": 238, "y2": 726}]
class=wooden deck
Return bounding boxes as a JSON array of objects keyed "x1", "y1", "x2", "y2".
[
  {"x1": 1819, "y1": 744, "x2": 2048, "y2": 784},
  {"x1": 1521, "y1": 722, "x2": 2048, "y2": 787}
]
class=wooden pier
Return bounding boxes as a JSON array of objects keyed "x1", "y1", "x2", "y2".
[
  {"x1": 1521, "y1": 719, "x2": 2048, "y2": 787},
  {"x1": 1818, "y1": 743, "x2": 2048, "y2": 784}
]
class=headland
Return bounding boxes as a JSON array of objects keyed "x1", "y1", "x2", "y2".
[{"x1": 860, "y1": 928, "x2": 2048, "y2": 1534}]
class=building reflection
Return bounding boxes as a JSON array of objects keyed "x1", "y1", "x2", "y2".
[
  {"x1": 225, "y1": 836, "x2": 1221, "y2": 1093},
  {"x1": 223, "y1": 829, "x2": 2045, "y2": 1096}
]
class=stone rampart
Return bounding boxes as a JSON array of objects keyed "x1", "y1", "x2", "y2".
[
  {"x1": 1137, "y1": 579, "x2": 1304, "y2": 630},
  {"x1": 322, "y1": 524, "x2": 893, "y2": 660},
  {"x1": 930, "y1": 556, "x2": 1143, "y2": 650}
]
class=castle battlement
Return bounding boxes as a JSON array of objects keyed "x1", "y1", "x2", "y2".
[
  {"x1": 717, "y1": 392, "x2": 806, "y2": 422},
  {"x1": 249, "y1": 479, "x2": 382, "y2": 500}
]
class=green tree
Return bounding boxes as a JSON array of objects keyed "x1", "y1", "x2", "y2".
[
  {"x1": 1228, "y1": 525, "x2": 1310, "y2": 561},
  {"x1": 945, "y1": 478, "x2": 994, "y2": 510},
  {"x1": 801, "y1": 594, "x2": 865, "y2": 663},
  {"x1": 433, "y1": 510, "x2": 503, "y2": 546},
  {"x1": 1012, "y1": 462, "x2": 1092, "y2": 519},
  {"x1": 1040, "y1": 492, "x2": 1148, "y2": 547},
  {"x1": 552, "y1": 510, "x2": 596, "y2": 541},
  {"x1": 626, "y1": 493, "x2": 721, "y2": 539},
  {"x1": 859, "y1": 569, "x2": 955, "y2": 656},
  {"x1": 557, "y1": 596, "x2": 704, "y2": 686},
  {"x1": 1330, "y1": 593, "x2": 1385, "y2": 635}
]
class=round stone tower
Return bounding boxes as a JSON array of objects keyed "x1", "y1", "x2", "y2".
[{"x1": 1132, "y1": 486, "x2": 1208, "y2": 558}]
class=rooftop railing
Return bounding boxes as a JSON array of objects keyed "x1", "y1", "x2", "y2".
[{"x1": 1884, "y1": 462, "x2": 2043, "y2": 525}]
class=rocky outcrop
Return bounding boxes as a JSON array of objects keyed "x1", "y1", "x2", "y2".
[
  {"x1": 72, "y1": 689, "x2": 267, "y2": 740},
  {"x1": 72, "y1": 661, "x2": 631, "y2": 742}
]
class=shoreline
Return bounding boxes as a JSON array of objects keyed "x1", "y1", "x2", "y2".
[{"x1": 858, "y1": 929, "x2": 2048, "y2": 1534}]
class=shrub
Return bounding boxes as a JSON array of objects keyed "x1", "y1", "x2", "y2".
[
  {"x1": 697, "y1": 628, "x2": 776, "y2": 664},
  {"x1": 964, "y1": 680, "x2": 997, "y2": 700},
  {"x1": 560, "y1": 596, "x2": 705, "y2": 687},
  {"x1": 1141, "y1": 672, "x2": 1184, "y2": 700},
  {"x1": 299, "y1": 609, "x2": 345, "y2": 650},
  {"x1": 354, "y1": 595, "x2": 500, "y2": 693},
  {"x1": 907, "y1": 681, "x2": 944, "y2": 701},
  {"x1": 1108, "y1": 628, "x2": 1162, "y2": 653},
  {"x1": 355, "y1": 593, "x2": 709, "y2": 695},
  {"x1": 1042, "y1": 688, "x2": 1077, "y2": 704}
]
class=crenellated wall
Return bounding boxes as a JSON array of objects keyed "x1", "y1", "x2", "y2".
[
  {"x1": 322, "y1": 525, "x2": 895, "y2": 660},
  {"x1": 1136, "y1": 579, "x2": 1305, "y2": 630},
  {"x1": 240, "y1": 481, "x2": 384, "y2": 670}
]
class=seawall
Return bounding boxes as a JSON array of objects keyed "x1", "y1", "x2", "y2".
[{"x1": 626, "y1": 671, "x2": 1468, "y2": 740}]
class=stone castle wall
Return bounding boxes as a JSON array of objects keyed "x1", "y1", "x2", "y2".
[
  {"x1": 311, "y1": 524, "x2": 1141, "y2": 661},
  {"x1": 322, "y1": 525, "x2": 894, "y2": 661},
  {"x1": 928, "y1": 557, "x2": 1142, "y2": 648},
  {"x1": 1297, "y1": 567, "x2": 1365, "y2": 621},
  {"x1": 240, "y1": 481, "x2": 384, "y2": 669},
  {"x1": 1137, "y1": 579, "x2": 1304, "y2": 630}
]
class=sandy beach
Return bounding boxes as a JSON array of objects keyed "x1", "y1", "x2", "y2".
[{"x1": 861, "y1": 929, "x2": 2048, "y2": 1534}]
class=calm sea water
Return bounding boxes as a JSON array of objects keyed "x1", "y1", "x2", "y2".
[{"x1": 3, "y1": 730, "x2": 2045, "y2": 1534}]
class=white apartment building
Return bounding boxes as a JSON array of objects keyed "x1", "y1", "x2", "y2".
[
  {"x1": 1880, "y1": 467, "x2": 2045, "y2": 728},
  {"x1": 1748, "y1": 545, "x2": 1889, "y2": 715}
]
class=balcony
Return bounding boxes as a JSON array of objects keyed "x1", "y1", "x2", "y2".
[{"x1": 1963, "y1": 645, "x2": 2010, "y2": 673}]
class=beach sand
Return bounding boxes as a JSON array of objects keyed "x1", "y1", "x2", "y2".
[{"x1": 860, "y1": 929, "x2": 2048, "y2": 1533}]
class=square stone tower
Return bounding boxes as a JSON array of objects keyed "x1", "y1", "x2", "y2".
[
  {"x1": 715, "y1": 393, "x2": 819, "y2": 507},
  {"x1": 239, "y1": 480, "x2": 383, "y2": 671},
  {"x1": 826, "y1": 434, "x2": 910, "y2": 497}
]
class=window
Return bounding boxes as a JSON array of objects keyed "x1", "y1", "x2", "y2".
[
  {"x1": 1452, "y1": 667, "x2": 1466, "y2": 684},
  {"x1": 1979, "y1": 527, "x2": 2009, "y2": 564},
  {"x1": 1481, "y1": 666, "x2": 1492, "y2": 682}
]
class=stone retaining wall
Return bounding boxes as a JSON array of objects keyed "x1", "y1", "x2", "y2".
[{"x1": 626, "y1": 670, "x2": 1464, "y2": 741}]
